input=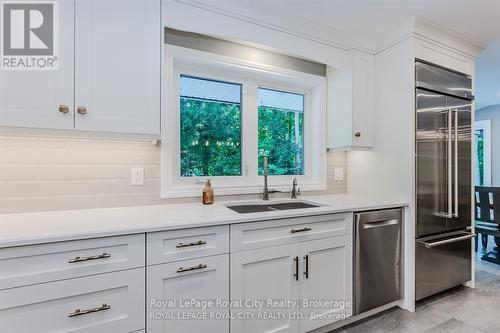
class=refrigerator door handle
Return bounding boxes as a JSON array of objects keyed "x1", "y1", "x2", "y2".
[
  {"x1": 417, "y1": 233, "x2": 475, "y2": 248},
  {"x1": 447, "y1": 107, "x2": 453, "y2": 218},
  {"x1": 454, "y1": 108, "x2": 459, "y2": 218}
]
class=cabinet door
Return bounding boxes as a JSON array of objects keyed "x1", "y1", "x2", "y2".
[
  {"x1": 326, "y1": 49, "x2": 373, "y2": 149},
  {"x1": 351, "y1": 49, "x2": 374, "y2": 148},
  {"x1": 299, "y1": 236, "x2": 352, "y2": 333},
  {"x1": 74, "y1": 0, "x2": 160, "y2": 134},
  {"x1": 147, "y1": 254, "x2": 229, "y2": 333},
  {"x1": 0, "y1": 0, "x2": 74, "y2": 129},
  {"x1": 230, "y1": 244, "x2": 300, "y2": 333}
]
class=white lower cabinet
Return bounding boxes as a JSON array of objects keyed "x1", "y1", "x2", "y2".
[
  {"x1": 147, "y1": 254, "x2": 230, "y2": 333},
  {"x1": 0, "y1": 268, "x2": 145, "y2": 333},
  {"x1": 230, "y1": 243, "x2": 301, "y2": 333},
  {"x1": 230, "y1": 236, "x2": 352, "y2": 333},
  {"x1": 0, "y1": 215, "x2": 353, "y2": 333},
  {"x1": 299, "y1": 236, "x2": 352, "y2": 332}
]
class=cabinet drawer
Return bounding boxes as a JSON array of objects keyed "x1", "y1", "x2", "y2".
[
  {"x1": 0, "y1": 234, "x2": 145, "y2": 290},
  {"x1": 147, "y1": 226, "x2": 229, "y2": 265},
  {"x1": 147, "y1": 254, "x2": 229, "y2": 333},
  {"x1": 0, "y1": 268, "x2": 145, "y2": 333},
  {"x1": 231, "y1": 213, "x2": 353, "y2": 252}
]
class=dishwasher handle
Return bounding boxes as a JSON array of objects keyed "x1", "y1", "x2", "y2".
[
  {"x1": 360, "y1": 218, "x2": 399, "y2": 229},
  {"x1": 356, "y1": 209, "x2": 403, "y2": 222}
]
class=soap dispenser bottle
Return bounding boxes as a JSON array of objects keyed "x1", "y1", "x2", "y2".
[{"x1": 202, "y1": 179, "x2": 214, "y2": 205}]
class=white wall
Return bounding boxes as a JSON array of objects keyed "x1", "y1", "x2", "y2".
[
  {"x1": 476, "y1": 104, "x2": 500, "y2": 186},
  {"x1": 0, "y1": 137, "x2": 347, "y2": 214}
]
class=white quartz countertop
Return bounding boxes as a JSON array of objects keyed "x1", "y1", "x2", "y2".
[{"x1": 0, "y1": 194, "x2": 407, "y2": 248}]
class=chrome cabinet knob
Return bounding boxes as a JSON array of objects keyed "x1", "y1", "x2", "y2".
[
  {"x1": 58, "y1": 105, "x2": 69, "y2": 113},
  {"x1": 354, "y1": 132, "x2": 362, "y2": 138},
  {"x1": 77, "y1": 106, "x2": 87, "y2": 115}
]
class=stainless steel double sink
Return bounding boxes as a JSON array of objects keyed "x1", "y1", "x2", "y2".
[{"x1": 226, "y1": 201, "x2": 321, "y2": 214}]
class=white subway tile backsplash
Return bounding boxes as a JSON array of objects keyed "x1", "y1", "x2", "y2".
[{"x1": 0, "y1": 137, "x2": 347, "y2": 213}]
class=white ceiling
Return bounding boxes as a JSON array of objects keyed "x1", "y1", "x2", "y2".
[
  {"x1": 190, "y1": 0, "x2": 500, "y2": 49},
  {"x1": 188, "y1": 0, "x2": 500, "y2": 109}
]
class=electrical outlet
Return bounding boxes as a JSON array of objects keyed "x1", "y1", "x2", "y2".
[
  {"x1": 131, "y1": 167, "x2": 144, "y2": 186},
  {"x1": 334, "y1": 167, "x2": 344, "y2": 181}
]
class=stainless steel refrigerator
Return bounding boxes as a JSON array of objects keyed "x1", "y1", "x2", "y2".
[{"x1": 415, "y1": 61, "x2": 475, "y2": 301}]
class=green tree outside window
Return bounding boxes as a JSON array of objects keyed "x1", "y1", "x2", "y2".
[{"x1": 179, "y1": 76, "x2": 305, "y2": 178}]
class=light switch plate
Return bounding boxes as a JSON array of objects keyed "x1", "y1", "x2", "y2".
[
  {"x1": 131, "y1": 167, "x2": 144, "y2": 185},
  {"x1": 334, "y1": 168, "x2": 344, "y2": 181}
]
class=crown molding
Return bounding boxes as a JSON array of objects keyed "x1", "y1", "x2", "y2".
[
  {"x1": 173, "y1": 0, "x2": 376, "y2": 53},
  {"x1": 169, "y1": 1, "x2": 485, "y2": 58},
  {"x1": 411, "y1": 17, "x2": 484, "y2": 57}
]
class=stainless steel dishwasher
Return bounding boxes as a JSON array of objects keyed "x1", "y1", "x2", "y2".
[{"x1": 353, "y1": 209, "x2": 403, "y2": 315}]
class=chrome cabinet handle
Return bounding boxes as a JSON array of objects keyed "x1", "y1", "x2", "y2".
[
  {"x1": 291, "y1": 227, "x2": 311, "y2": 234},
  {"x1": 176, "y1": 240, "x2": 206, "y2": 248},
  {"x1": 58, "y1": 104, "x2": 69, "y2": 113},
  {"x1": 176, "y1": 263, "x2": 207, "y2": 273},
  {"x1": 69, "y1": 304, "x2": 110, "y2": 317},
  {"x1": 69, "y1": 253, "x2": 111, "y2": 263},
  {"x1": 354, "y1": 132, "x2": 361, "y2": 138},
  {"x1": 77, "y1": 106, "x2": 87, "y2": 115}
]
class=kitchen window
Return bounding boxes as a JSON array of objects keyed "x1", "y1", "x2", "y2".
[
  {"x1": 180, "y1": 75, "x2": 242, "y2": 177},
  {"x1": 258, "y1": 88, "x2": 304, "y2": 176},
  {"x1": 162, "y1": 45, "x2": 326, "y2": 197}
]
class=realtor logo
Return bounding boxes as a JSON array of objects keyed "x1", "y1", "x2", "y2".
[{"x1": 1, "y1": 1, "x2": 59, "y2": 70}]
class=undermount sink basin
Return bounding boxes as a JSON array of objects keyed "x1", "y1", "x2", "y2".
[
  {"x1": 226, "y1": 201, "x2": 321, "y2": 214},
  {"x1": 226, "y1": 204, "x2": 276, "y2": 214},
  {"x1": 268, "y1": 202, "x2": 319, "y2": 210}
]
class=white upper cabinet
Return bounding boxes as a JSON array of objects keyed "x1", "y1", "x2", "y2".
[
  {"x1": 414, "y1": 39, "x2": 474, "y2": 75},
  {"x1": 327, "y1": 49, "x2": 374, "y2": 149},
  {"x1": 0, "y1": 0, "x2": 74, "y2": 130},
  {"x1": 74, "y1": 0, "x2": 160, "y2": 134},
  {"x1": 0, "y1": 0, "x2": 161, "y2": 136}
]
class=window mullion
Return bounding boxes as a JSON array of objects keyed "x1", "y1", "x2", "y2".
[{"x1": 242, "y1": 81, "x2": 258, "y2": 181}]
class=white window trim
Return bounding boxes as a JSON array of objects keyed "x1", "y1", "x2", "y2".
[
  {"x1": 161, "y1": 45, "x2": 327, "y2": 198},
  {"x1": 475, "y1": 119, "x2": 491, "y2": 186}
]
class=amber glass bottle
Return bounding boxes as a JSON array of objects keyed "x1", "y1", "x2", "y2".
[{"x1": 202, "y1": 179, "x2": 214, "y2": 205}]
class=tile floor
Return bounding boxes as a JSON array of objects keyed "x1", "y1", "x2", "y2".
[{"x1": 333, "y1": 236, "x2": 500, "y2": 333}]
